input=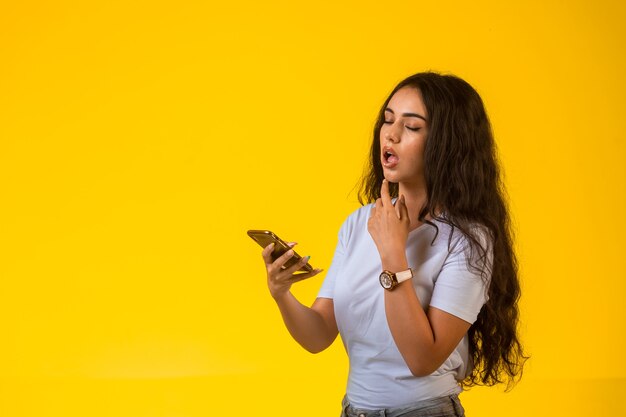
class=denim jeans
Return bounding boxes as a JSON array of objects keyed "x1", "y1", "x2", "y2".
[{"x1": 340, "y1": 394, "x2": 465, "y2": 417}]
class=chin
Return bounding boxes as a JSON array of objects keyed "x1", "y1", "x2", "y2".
[{"x1": 382, "y1": 172, "x2": 400, "y2": 183}]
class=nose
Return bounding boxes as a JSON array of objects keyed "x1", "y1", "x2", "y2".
[{"x1": 384, "y1": 126, "x2": 400, "y2": 143}]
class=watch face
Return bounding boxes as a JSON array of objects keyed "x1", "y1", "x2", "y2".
[{"x1": 379, "y1": 272, "x2": 394, "y2": 289}]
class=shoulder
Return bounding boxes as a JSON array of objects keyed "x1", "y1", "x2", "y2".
[
  {"x1": 458, "y1": 222, "x2": 494, "y2": 253},
  {"x1": 347, "y1": 203, "x2": 374, "y2": 223},
  {"x1": 441, "y1": 220, "x2": 494, "y2": 279},
  {"x1": 434, "y1": 215, "x2": 493, "y2": 249},
  {"x1": 337, "y1": 203, "x2": 374, "y2": 243}
]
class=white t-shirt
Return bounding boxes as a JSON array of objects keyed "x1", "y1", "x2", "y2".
[{"x1": 318, "y1": 203, "x2": 491, "y2": 409}]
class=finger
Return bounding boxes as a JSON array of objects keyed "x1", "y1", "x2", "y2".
[
  {"x1": 271, "y1": 248, "x2": 295, "y2": 271},
  {"x1": 400, "y1": 194, "x2": 409, "y2": 220},
  {"x1": 280, "y1": 255, "x2": 312, "y2": 278},
  {"x1": 287, "y1": 242, "x2": 298, "y2": 247},
  {"x1": 289, "y1": 268, "x2": 324, "y2": 283},
  {"x1": 381, "y1": 179, "x2": 392, "y2": 207},
  {"x1": 261, "y1": 242, "x2": 275, "y2": 265},
  {"x1": 395, "y1": 195, "x2": 402, "y2": 220},
  {"x1": 375, "y1": 197, "x2": 383, "y2": 211}
]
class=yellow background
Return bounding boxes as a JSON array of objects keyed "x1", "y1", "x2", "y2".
[{"x1": 1, "y1": 0, "x2": 625, "y2": 415}]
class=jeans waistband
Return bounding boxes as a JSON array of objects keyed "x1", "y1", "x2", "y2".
[{"x1": 341, "y1": 394, "x2": 465, "y2": 417}]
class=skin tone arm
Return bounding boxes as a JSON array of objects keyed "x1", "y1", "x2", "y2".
[
  {"x1": 262, "y1": 243, "x2": 338, "y2": 353},
  {"x1": 367, "y1": 179, "x2": 472, "y2": 377}
]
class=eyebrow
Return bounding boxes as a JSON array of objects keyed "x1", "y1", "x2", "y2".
[{"x1": 384, "y1": 108, "x2": 427, "y2": 121}]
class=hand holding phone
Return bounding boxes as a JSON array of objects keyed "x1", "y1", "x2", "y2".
[
  {"x1": 248, "y1": 229, "x2": 323, "y2": 299},
  {"x1": 248, "y1": 230, "x2": 315, "y2": 273}
]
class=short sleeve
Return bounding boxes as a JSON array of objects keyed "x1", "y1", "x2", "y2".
[
  {"x1": 317, "y1": 219, "x2": 349, "y2": 299},
  {"x1": 429, "y1": 227, "x2": 493, "y2": 324}
]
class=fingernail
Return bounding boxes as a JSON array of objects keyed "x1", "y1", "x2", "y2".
[
  {"x1": 303, "y1": 256, "x2": 311, "y2": 263},
  {"x1": 287, "y1": 249, "x2": 294, "y2": 256},
  {"x1": 269, "y1": 243, "x2": 275, "y2": 248}
]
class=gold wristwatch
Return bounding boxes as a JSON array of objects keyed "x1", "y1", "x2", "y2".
[{"x1": 379, "y1": 268, "x2": 413, "y2": 291}]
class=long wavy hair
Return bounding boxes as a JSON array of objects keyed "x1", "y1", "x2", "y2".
[{"x1": 358, "y1": 71, "x2": 528, "y2": 388}]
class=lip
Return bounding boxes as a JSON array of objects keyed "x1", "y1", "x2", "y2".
[{"x1": 382, "y1": 146, "x2": 399, "y2": 168}]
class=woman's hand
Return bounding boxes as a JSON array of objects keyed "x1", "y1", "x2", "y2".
[
  {"x1": 262, "y1": 242, "x2": 323, "y2": 301},
  {"x1": 367, "y1": 179, "x2": 410, "y2": 264}
]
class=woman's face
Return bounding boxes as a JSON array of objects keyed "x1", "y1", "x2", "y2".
[{"x1": 380, "y1": 86, "x2": 429, "y2": 187}]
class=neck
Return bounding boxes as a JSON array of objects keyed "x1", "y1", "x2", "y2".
[{"x1": 398, "y1": 181, "x2": 428, "y2": 231}]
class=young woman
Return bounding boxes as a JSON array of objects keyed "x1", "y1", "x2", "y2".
[{"x1": 261, "y1": 72, "x2": 527, "y2": 416}]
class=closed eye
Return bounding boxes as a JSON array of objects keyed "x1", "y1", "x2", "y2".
[{"x1": 383, "y1": 120, "x2": 421, "y2": 131}]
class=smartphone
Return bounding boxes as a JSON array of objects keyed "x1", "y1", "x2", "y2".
[{"x1": 247, "y1": 229, "x2": 314, "y2": 273}]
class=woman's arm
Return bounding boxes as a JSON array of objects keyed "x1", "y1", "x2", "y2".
[
  {"x1": 368, "y1": 180, "x2": 473, "y2": 376},
  {"x1": 262, "y1": 243, "x2": 339, "y2": 353},
  {"x1": 381, "y1": 254, "x2": 471, "y2": 376},
  {"x1": 274, "y1": 295, "x2": 338, "y2": 353}
]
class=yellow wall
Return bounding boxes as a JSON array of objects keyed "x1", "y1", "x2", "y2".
[{"x1": 1, "y1": 1, "x2": 625, "y2": 415}]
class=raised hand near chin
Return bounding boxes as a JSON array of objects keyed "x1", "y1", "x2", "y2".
[{"x1": 367, "y1": 179, "x2": 410, "y2": 264}]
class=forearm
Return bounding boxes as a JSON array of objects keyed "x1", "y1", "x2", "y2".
[
  {"x1": 274, "y1": 292, "x2": 337, "y2": 353},
  {"x1": 381, "y1": 256, "x2": 439, "y2": 376},
  {"x1": 385, "y1": 285, "x2": 441, "y2": 375}
]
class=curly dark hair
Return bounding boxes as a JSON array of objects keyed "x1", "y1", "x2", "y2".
[{"x1": 358, "y1": 71, "x2": 528, "y2": 388}]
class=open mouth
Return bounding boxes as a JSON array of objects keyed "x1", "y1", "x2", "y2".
[{"x1": 383, "y1": 148, "x2": 399, "y2": 166}]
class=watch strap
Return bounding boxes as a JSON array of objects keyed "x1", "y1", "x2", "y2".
[{"x1": 395, "y1": 268, "x2": 413, "y2": 284}]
